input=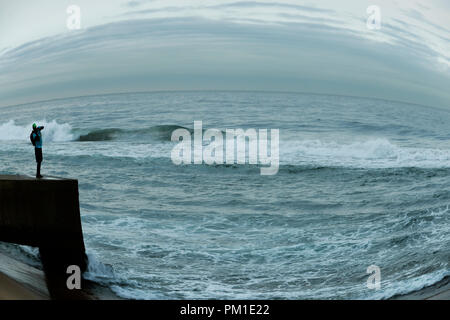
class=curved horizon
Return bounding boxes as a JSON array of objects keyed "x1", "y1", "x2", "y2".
[
  {"x1": 1, "y1": 0, "x2": 449, "y2": 108},
  {"x1": 1, "y1": 89, "x2": 447, "y2": 112}
]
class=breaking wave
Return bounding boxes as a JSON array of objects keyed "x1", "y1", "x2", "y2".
[
  {"x1": 0, "y1": 120, "x2": 190, "y2": 143},
  {"x1": 77, "y1": 125, "x2": 191, "y2": 142},
  {"x1": 0, "y1": 119, "x2": 75, "y2": 142},
  {"x1": 3, "y1": 120, "x2": 450, "y2": 168},
  {"x1": 281, "y1": 138, "x2": 450, "y2": 168}
]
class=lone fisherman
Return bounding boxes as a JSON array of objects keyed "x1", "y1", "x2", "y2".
[{"x1": 30, "y1": 123, "x2": 44, "y2": 178}]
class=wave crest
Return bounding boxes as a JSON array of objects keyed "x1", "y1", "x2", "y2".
[
  {"x1": 78, "y1": 128, "x2": 123, "y2": 141},
  {"x1": 0, "y1": 119, "x2": 74, "y2": 142},
  {"x1": 0, "y1": 120, "x2": 190, "y2": 143},
  {"x1": 77, "y1": 125, "x2": 191, "y2": 142},
  {"x1": 282, "y1": 138, "x2": 450, "y2": 168}
]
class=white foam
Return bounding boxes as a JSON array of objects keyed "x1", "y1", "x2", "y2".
[
  {"x1": 49, "y1": 141, "x2": 172, "y2": 159},
  {"x1": 0, "y1": 119, "x2": 75, "y2": 142},
  {"x1": 83, "y1": 252, "x2": 116, "y2": 282},
  {"x1": 281, "y1": 138, "x2": 450, "y2": 168},
  {"x1": 2, "y1": 119, "x2": 450, "y2": 169},
  {"x1": 369, "y1": 269, "x2": 450, "y2": 300}
]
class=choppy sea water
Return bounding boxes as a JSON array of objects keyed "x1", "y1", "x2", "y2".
[{"x1": 0, "y1": 91, "x2": 449, "y2": 299}]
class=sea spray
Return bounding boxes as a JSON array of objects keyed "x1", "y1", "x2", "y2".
[{"x1": 0, "y1": 119, "x2": 74, "y2": 142}]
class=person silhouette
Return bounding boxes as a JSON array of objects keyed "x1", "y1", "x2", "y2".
[{"x1": 30, "y1": 123, "x2": 45, "y2": 178}]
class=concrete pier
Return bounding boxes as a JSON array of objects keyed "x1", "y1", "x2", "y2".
[{"x1": 0, "y1": 175, "x2": 87, "y2": 299}]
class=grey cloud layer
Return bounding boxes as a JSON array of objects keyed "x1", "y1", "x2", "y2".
[{"x1": 0, "y1": 1, "x2": 449, "y2": 108}]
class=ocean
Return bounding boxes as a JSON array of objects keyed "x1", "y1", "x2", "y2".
[{"x1": 0, "y1": 91, "x2": 449, "y2": 299}]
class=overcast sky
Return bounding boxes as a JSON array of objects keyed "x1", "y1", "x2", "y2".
[{"x1": 0, "y1": 0, "x2": 449, "y2": 108}]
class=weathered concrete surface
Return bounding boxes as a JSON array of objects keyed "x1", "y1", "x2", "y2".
[
  {"x1": 0, "y1": 175, "x2": 85, "y2": 253},
  {"x1": 0, "y1": 175, "x2": 88, "y2": 299}
]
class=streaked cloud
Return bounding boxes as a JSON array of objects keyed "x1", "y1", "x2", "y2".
[{"x1": 0, "y1": 0, "x2": 449, "y2": 108}]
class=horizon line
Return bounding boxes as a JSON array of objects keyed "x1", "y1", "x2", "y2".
[{"x1": 0, "y1": 89, "x2": 447, "y2": 113}]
